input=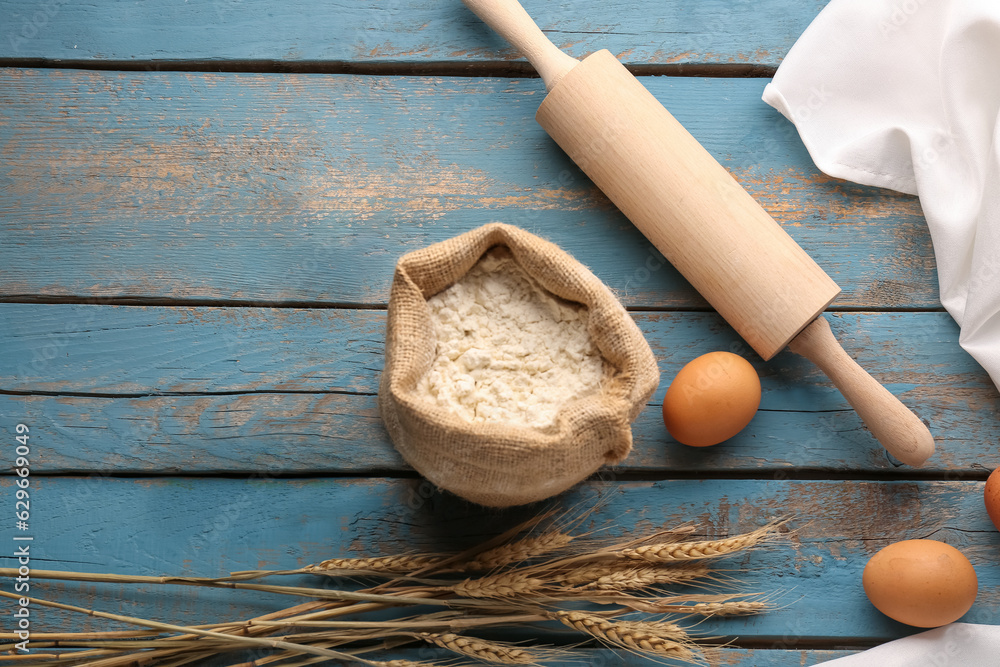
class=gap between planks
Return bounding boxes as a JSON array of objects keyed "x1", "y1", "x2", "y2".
[
  {"x1": 0, "y1": 58, "x2": 777, "y2": 78},
  {"x1": 0, "y1": 294, "x2": 947, "y2": 314},
  {"x1": 6, "y1": 469, "x2": 992, "y2": 483}
]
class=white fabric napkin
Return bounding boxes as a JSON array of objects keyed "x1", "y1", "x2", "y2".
[
  {"x1": 816, "y1": 623, "x2": 1000, "y2": 666},
  {"x1": 762, "y1": 0, "x2": 1000, "y2": 393}
]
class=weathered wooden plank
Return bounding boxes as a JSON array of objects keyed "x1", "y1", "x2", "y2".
[
  {"x1": 0, "y1": 69, "x2": 936, "y2": 308},
  {"x1": 3, "y1": 306, "x2": 996, "y2": 474},
  {"x1": 2, "y1": 477, "x2": 997, "y2": 644},
  {"x1": 0, "y1": 304, "x2": 386, "y2": 396},
  {"x1": 0, "y1": 0, "x2": 827, "y2": 67}
]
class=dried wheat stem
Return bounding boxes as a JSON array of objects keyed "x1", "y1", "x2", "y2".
[
  {"x1": 0, "y1": 590, "x2": 402, "y2": 665},
  {"x1": 235, "y1": 646, "x2": 446, "y2": 667},
  {"x1": 230, "y1": 516, "x2": 562, "y2": 582},
  {"x1": 1, "y1": 630, "x2": 158, "y2": 641},
  {"x1": 0, "y1": 570, "x2": 492, "y2": 610},
  {"x1": 555, "y1": 562, "x2": 711, "y2": 591},
  {"x1": 450, "y1": 571, "x2": 548, "y2": 599},
  {"x1": 9, "y1": 512, "x2": 787, "y2": 667},
  {"x1": 250, "y1": 612, "x2": 545, "y2": 632},
  {"x1": 617, "y1": 523, "x2": 780, "y2": 562},
  {"x1": 591, "y1": 564, "x2": 711, "y2": 591},
  {"x1": 0, "y1": 655, "x2": 63, "y2": 662},
  {"x1": 415, "y1": 632, "x2": 538, "y2": 665},
  {"x1": 551, "y1": 611, "x2": 695, "y2": 660},
  {"x1": 2, "y1": 639, "x2": 235, "y2": 651},
  {"x1": 35, "y1": 599, "x2": 341, "y2": 667},
  {"x1": 610, "y1": 618, "x2": 689, "y2": 643},
  {"x1": 623, "y1": 592, "x2": 773, "y2": 616},
  {"x1": 217, "y1": 637, "x2": 416, "y2": 667},
  {"x1": 462, "y1": 531, "x2": 574, "y2": 573},
  {"x1": 673, "y1": 601, "x2": 770, "y2": 617},
  {"x1": 227, "y1": 647, "x2": 445, "y2": 667},
  {"x1": 548, "y1": 562, "x2": 619, "y2": 586},
  {"x1": 305, "y1": 554, "x2": 446, "y2": 575}
]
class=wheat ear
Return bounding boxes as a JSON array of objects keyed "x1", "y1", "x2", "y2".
[
  {"x1": 617, "y1": 522, "x2": 781, "y2": 562},
  {"x1": 304, "y1": 554, "x2": 445, "y2": 575},
  {"x1": 564, "y1": 562, "x2": 712, "y2": 591},
  {"x1": 416, "y1": 632, "x2": 538, "y2": 665},
  {"x1": 551, "y1": 611, "x2": 695, "y2": 661},
  {"x1": 450, "y1": 571, "x2": 547, "y2": 599},
  {"x1": 625, "y1": 591, "x2": 774, "y2": 617},
  {"x1": 463, "y1": 531, "x2": 574, "y2": 572}
]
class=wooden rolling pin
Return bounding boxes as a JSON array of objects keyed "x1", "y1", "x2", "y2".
[{"x1": 461, "y1": 0, "x2": 934, "y2": 466}]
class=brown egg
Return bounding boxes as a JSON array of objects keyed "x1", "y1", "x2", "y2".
[
  {"x1": 661, "y1": 351, "x2": 761, "y2": 447},
  {"x1": 862, "y1": 539, "x2": 977, "y2": 628},
  {"x1": 984, "y1": 466, "x2": 1000, "y2": 530}
]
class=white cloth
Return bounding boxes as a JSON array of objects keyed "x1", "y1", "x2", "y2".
[
  {"x1": 762, "y1": 0, "x2": 1000, "y2": 393},
  {"x1": 815, "y1": 623, "x2": 1000, "y2": 666}
]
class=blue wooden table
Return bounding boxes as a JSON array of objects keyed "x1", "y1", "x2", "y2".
[{"x1": 3, "y1": 1, "x2": 1000, "y2": 665}]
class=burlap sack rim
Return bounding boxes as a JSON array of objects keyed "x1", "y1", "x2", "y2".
[
  {"x1": 379, "y1": 222, "x2": 660, "y2": 507},
  {"x1": 387, "y1": 222, "x2": 644, "y2": 440}
]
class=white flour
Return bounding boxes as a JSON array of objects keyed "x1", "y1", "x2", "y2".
[{"x1": 416, "y1": 248, "x2": 605, "y2": 428}]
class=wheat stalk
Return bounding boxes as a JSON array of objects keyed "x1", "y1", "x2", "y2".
[
  {"x1": 555, "y1": 562, "x2": 711, "y2": 591},
  {"x1": 305, "y1": 554, "x2": 446, "y2": 575},
  {"x1": 0, "y1": 655, "x2": 63, "y2": 662},
  {"x1": 229, "y1": 512, "x2": 566, "y2": 583},
  {"x1": 248, "y1": 612, "x2": 544, "y2": 632},
  {"x1": 51, "y1": 600, "x2": 337, "y2": 667},
  {"x1": 551, "y1": 611, "x2": 695, "y2": 661},
  {"x1": 548, "y1": 562, "x2": 619, "y2": 585},
  {"x1": 450, "y1": 571, "x2": 548, "y2": 598},
  {"x1": 616, "y1": 521, "x2": 783, "y2": 563},
  {"x1": 217, "y1": 638, "x2": 411, "y2": 667},
  {"x1": 462, "y1": 531, "x2": 574, "y2": 572},
  {"x1": 685, "y1": 601, "x2": 768, "y2": 617},
  {"x1": 622, "y1": 591, "x2": 773, "y2": 617},
  {"x1": 237, "y1": 651, "x2": 449, "y2": 667},
  {"x1": 0, "y1": 569, "x2": 502, "y2": 611},
  {"x1": 0, "y1": 590, "x2": 378, "y2": 664},
  {"x1": 416, "y1": 632, "x2": 539, "y2": 665},
  {"x1": 227, "y1": 554, "x2": 446, "y2": 581},
  {"x1": 7, "y1": 511, "x2": 790, "y2": 667}
]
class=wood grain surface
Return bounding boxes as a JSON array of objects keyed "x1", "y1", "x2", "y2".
[
  {"x1": 0, "y1": 69, "x2": 935, "y2": 308},
  {"x1": 2, "y1": 305, "x2": 996, "y2": 475},
  {"x1": 6, "y1": 477, "x2": 999, "y2": 642},
  {"x1": 0, "y1": 0, "x2": 828, "y2": 68},
  {"x1": 2, "y1": 0, "x2": 997, "y2": 663}
]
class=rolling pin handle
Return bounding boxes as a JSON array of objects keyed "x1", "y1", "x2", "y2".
[
  {"x1": 788, "y1": 316, "x2": 935, "y2": 467},
  {"x1": 461, "y1": 0, "x2": 579, "y2": 90}
]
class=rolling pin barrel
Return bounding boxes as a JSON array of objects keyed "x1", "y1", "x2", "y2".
[{"x1": 536, "y1": 49, "x2": 840, "y2": 361}]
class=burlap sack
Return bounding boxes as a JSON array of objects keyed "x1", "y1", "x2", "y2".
[{"x1": 378, "y1": 223, "x2": 659, "y2": 507}]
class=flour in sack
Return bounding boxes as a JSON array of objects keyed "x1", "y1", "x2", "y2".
[{"x1": 416, "y1": 247, "x2": 605, "y2": 428}]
